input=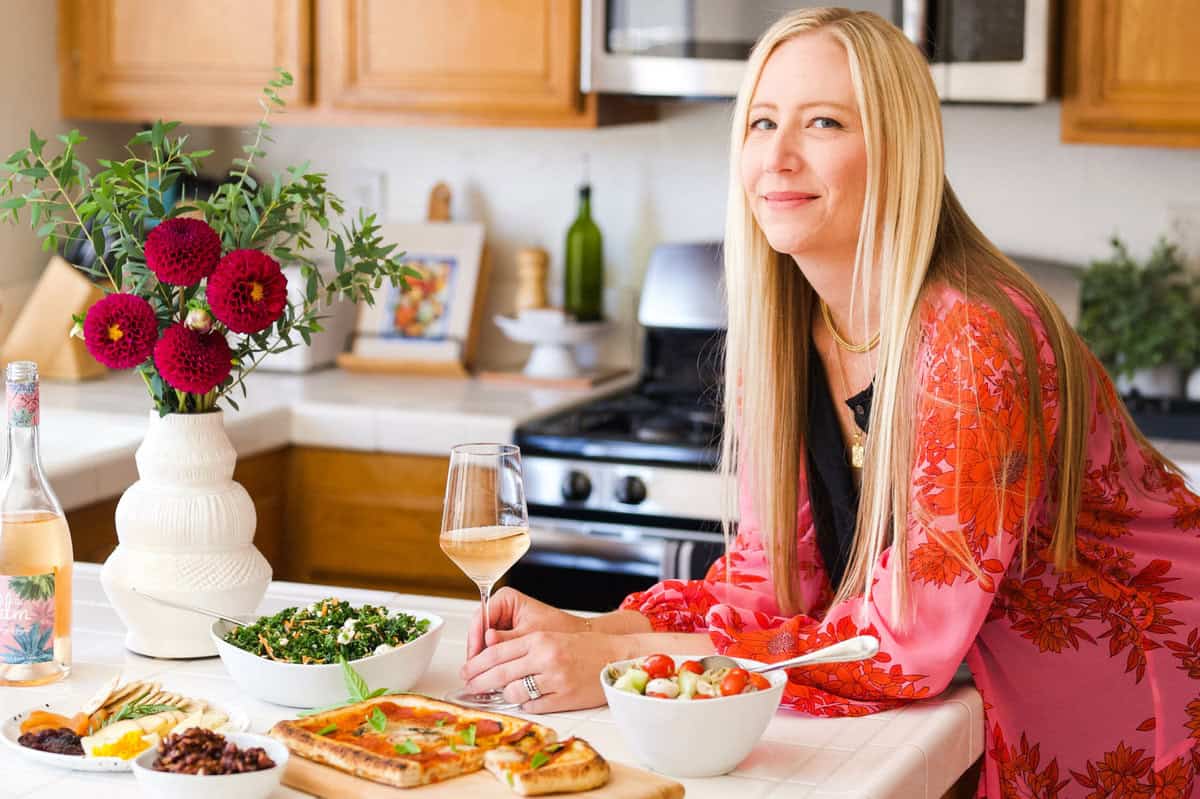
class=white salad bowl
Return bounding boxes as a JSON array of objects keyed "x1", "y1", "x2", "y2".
[
  {"x1": 600, "y1": 654, "x2": 786, "y2": 778},
  {"x1": 131, "y1": 731, "x2": 288, "y2": 799},
  {"x1": 211, "y1": 609, "x2": 444, "y2": 708}
]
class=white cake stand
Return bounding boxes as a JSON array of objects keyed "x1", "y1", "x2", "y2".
[{"x1": 493, "y1": 313, "x2": 610, "y2": 379}]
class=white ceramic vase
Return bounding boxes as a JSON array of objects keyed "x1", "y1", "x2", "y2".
[{"x1": 100, "y1": 411, "x2": 272, "y2": 658}]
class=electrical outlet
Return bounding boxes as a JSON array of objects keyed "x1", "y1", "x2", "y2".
[
  {"x1": 1167, "y1": 203, "x2": 1200, "y2": 274},
  {"x1": 343, "y1": 169, "x2": 387, "y2": 220}
]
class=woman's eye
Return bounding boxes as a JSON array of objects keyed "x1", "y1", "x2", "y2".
[
  {"x1": 749, "y1": 117, "x2": 776, "y2": 131},
  {"x1": 811, "y1": 117, "x2": 842, "y2": 129}
]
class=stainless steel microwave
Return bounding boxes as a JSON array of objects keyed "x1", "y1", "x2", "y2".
[{"x1": 581, "y1": 0, "x2": 1054, "y2": 103}]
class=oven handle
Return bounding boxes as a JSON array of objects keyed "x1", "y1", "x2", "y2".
[{"x1": 527, "y1": 524, "x2": 665, "y2": 570}]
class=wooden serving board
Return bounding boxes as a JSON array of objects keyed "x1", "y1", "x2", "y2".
[{"x1": 283, "y1": 754, "x2": 685, "y2": 799}]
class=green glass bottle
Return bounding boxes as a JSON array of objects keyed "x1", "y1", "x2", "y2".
[{"x1": 564, "y1": 184, "x2": 603, "y2": 322}]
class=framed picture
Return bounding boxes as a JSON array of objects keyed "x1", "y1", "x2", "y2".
[{"x1": 350, "y1": 221, "x2": 486, "y2": 365}]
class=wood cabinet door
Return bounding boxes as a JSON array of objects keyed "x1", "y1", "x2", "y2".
[
  {"x1": 317, "y1": 0, "x2": 584, "y2": 125},
  {"x1": 1062, "y1": 0, "x2": 1200, "y2": 147},
  {"x1": 59, "y1": 0, "x2": 311, "y2": 124}
]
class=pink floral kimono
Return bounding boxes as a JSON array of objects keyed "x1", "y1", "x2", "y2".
[{"x1": 621, "y1": 288, "x2": 1200, "y2": 797}]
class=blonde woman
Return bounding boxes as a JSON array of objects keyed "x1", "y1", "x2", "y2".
[{"x1": 461, "y1": 8, "x2": 1200, "y2": 795}]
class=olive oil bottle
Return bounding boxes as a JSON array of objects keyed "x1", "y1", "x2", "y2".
[{"x1": 564, "y1": 181, "x2": 604, "y2": 322}]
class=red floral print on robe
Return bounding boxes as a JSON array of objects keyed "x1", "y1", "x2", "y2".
[{"x1": 620, "y1": 287, "x2": 1200, "y2": 797}]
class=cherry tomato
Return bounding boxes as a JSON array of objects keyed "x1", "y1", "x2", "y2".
[
  {"x1": 748, "y1": 673, "x2": 770, "y2": 691},
  {"x1": 679, "y1": 660, "x2": 703, "y2": 675},
  {"x1": 646, "y1": 691, "x2": 672, "y2": 699},
  {"x1": 642, "y1": 654, "x2": 675, "y2": 680},
  {"x1": 719, "y1": 668, "x2": 749, "y2": 696}
]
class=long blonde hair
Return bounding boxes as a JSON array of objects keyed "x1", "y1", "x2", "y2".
[{"x1": 720, "y1": 8, "x2": 1167, "y2": 625}]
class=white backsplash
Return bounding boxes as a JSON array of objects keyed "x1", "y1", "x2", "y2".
[{"x1": 211, "y1": 100, "x2": 1195, "y2": 370}]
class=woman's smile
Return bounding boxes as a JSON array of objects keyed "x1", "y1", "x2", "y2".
[{"x1": 762, "y1": 191, "x2": 820, "y2": 209}]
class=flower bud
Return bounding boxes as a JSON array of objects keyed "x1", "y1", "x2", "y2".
[
  {"x1": 184, "y1": 306, "x2": 213, "y2": 333},
  {"x1": 69, "y1": 320, "x2": 85, "y2": 340}
]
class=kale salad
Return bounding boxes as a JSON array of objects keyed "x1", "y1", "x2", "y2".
[{"x1": 223, "y1": 598, "x2": 430, "y2": 664}]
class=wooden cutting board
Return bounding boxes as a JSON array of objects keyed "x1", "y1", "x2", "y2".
[{"x1": 283, "y1": 753, "x2": 685, "y2": 798}]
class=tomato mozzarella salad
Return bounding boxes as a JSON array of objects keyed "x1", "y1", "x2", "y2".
[{"x1": 606, "y1": 654, "x2": 771, "y2": 700}]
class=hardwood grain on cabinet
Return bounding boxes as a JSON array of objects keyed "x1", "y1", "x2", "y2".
[
  {"x1": 1062, "y1": 0, "x2": 1200, "y2": 147},
  {"x1": 285, "y1": 447, "x2": 478, "y2": 600},
  {"x1": 58, "y1": 0, "x2": 311, "y2": 124},
  {"x1": 65, "y1": 448, "x2": 289, "y2": 574},
  {"x1": 314, "y1": 0, "x2": 653, "y2": 128}
]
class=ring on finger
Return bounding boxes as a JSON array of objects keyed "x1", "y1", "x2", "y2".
[{"x1": 522, "y1": 674, "x2": 543, "y2": 702}]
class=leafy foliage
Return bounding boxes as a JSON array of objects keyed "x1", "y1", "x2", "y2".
[
  {"x1": 8, "y1": 575, "x2": 54, "y2": 601},
  {"x1": 1077, "y1": 236, "x2": 1200, "y2": 381},
  {"x1": 0, "y1": 70, "x2": 418, "y2": 415},
  {"x1": 2, "y1": 624, "x2": 53, "y2": 664}
]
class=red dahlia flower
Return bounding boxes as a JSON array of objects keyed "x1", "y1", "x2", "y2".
[
  {"x1": 207, "y1": 249, "x2": 288, "y2": 334},
  {"x1": 144, "y1": 217, "x2": 222, "y2": 286},
  {"x1": 83, "y1": 293, "x2": 158, "y2": 369},
  {"x1": 153, "y1": 323, "x2": 232, "y2": 394}
]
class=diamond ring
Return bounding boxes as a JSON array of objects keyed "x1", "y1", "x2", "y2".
[{"x1": 522, "y1": 674, "x2": 542, "y2": 702}]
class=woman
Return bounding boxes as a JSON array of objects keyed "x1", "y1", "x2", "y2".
[{"x1": 462, "y1": 8, "x2": 1200, "y2": 795}]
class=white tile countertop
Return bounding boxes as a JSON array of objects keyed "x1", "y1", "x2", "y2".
[
  {"x1": 20, "y1": 369, "x2": 635, "y2": 512},
  {"x1": 2, "y1": 564, "x2": 983, "y2": 799},
  {"x1": 24, "y1": 368, "x2": 1200, "y2": 514}
]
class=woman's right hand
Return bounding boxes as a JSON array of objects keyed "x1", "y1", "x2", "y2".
[{"x1": 464, "y1": 587, "x2": 586, "y2": 660}]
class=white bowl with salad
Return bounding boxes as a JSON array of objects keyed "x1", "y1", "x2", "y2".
[
  {"x1": 600, "y1": 652, "x2": 786, "y2": 778},
  {"x1": 211, "y1": 598, "x2": 443, "y2": 708}
]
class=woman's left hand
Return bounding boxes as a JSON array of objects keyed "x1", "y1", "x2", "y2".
[{"x1": 460, "y1": 630, "x2": 630, "y2": 714}]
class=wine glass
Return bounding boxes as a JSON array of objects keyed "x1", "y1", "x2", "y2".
[{"x1": 439, "y1": 443, "x2": 531, "y2": 709}]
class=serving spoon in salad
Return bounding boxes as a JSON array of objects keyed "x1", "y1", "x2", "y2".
[{"x1": 699, "y1": 634, "x2": 879, "y2": 674}]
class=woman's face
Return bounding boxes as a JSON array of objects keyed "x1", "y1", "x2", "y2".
[{"x1": 740, "y1": 31, "x2": 868, "y2": 261}]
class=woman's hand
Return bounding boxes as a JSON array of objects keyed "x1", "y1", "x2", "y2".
[
  {"x1": 460, "y1": 630, "x2": 631, "y2": 713},
  {"x1": 465, "y1": 587, "x2": 587, "y2": 659}
]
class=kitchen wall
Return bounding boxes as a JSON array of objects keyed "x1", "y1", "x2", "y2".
[
  {"x1": 228, "y1": 100, "x2": 1198, "y2": 369},
  {"x1": 0, "y1": 1, "x2": 138, "y2": 341}
]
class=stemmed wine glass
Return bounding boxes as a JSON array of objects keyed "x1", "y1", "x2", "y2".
[{"x1": 439, "y1": 443, "x2": 531, "y2": 709}]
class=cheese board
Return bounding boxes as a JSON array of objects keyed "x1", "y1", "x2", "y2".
[{"x1": 283, "y1": 753, "x2": 686, "y2": 798}]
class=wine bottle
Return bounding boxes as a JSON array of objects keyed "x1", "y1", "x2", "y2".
[
  {"x1": 0, "y1": 361, "x2": 73, "y2": 686},
  {"x1": 564, "y1": 184, "x2": 604, "y2": 322}
]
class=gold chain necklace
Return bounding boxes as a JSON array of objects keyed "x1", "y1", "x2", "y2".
[
  {"x1": 830, "y1": 346, "x2": 866, "y2": 469},
  {"x1": 819, "y1": 298, "x2": 880, "y2": 353}
]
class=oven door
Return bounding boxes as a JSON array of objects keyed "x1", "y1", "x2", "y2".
[
  {"x1": 506, "y1": 516, "x2": 724, "y2": 612},
  {"x1": 582, "y1": 0, "x2": 910, "y2": 98}
]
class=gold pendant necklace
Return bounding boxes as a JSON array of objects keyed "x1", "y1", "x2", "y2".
[
  {"x1": 828, "y1": 325, "x2": 867, "y2": 470},
  {"x1": 819, "y1": 298, "x2": 880, "y2": 353}
]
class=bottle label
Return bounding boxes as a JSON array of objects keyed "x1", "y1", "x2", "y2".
[
  {"x1": 6, "y1": 381, "x2": 39, "y2": 428},
  {"x1": 0, "y1": 572, "x2": 55, "y2": 664}
]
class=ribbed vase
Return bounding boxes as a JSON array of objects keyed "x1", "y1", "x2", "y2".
[{"x1": 100, "y1": 410, "x2": 271, "y2": 657}]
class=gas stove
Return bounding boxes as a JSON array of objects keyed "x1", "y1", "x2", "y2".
[{"x1": 508, "y1": 243, "x2": 729, "y2": 611}]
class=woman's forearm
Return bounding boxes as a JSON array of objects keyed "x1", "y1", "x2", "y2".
[
  {"x1": 618, "y1": 632, "x2": 716, "y2": 661},
  {"x1": 582, "y1": 609, "x2": 653, "y2": 635}
]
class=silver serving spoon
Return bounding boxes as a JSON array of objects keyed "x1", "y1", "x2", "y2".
[
  {"x1": 699, "y1": 634, "x2": 879, "y2": 674},
  {"x1": 130, "y1": 587, "x2": 253, "y2": 627}
]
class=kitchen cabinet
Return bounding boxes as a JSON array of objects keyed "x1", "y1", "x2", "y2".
[
  {"x1": 67, "y1": 446, "x2": 479, "y2": 600},
  {"x1": 1061, "y1": 0, "x2": 1200, "y2": 147},
  {"x1": 58, "y1": 0, "x2": 652, "y2": 128},
  {"x1": 57, "y1": 0, "x2": 312, "y2": 125},
  {"x1": 285, "y1": 447, "x2": 479, "y2": 600},
  {"x1": 66, "y1": 447, "x2": 289, "y2": 572}
]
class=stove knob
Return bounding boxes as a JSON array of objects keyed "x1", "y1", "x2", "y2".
[
  {"x1": 561, "y1": 471, "x2": 592, "y2": 502},
  {"x1": 614, "y1": 475, "x2": 647, "y2": 505}
]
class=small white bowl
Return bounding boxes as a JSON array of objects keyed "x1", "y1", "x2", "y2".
[
  {"x1": 131, "y1": 731, "x2": 288, "y2": 799},
  {"x1": 600, "y1": 654, "x2": 786, "y2": 778},
  {"x1": 211, "y1": 609, "x2": 444, "y2": 708}
]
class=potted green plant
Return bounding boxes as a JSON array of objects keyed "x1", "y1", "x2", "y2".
[{"x1": 1077, "y1": 236, "x2": 1200, "y2": 399}]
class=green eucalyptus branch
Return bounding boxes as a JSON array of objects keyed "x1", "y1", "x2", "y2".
[{"x1": 0, "y1": 67, "x2": 412, "y2": 416}]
